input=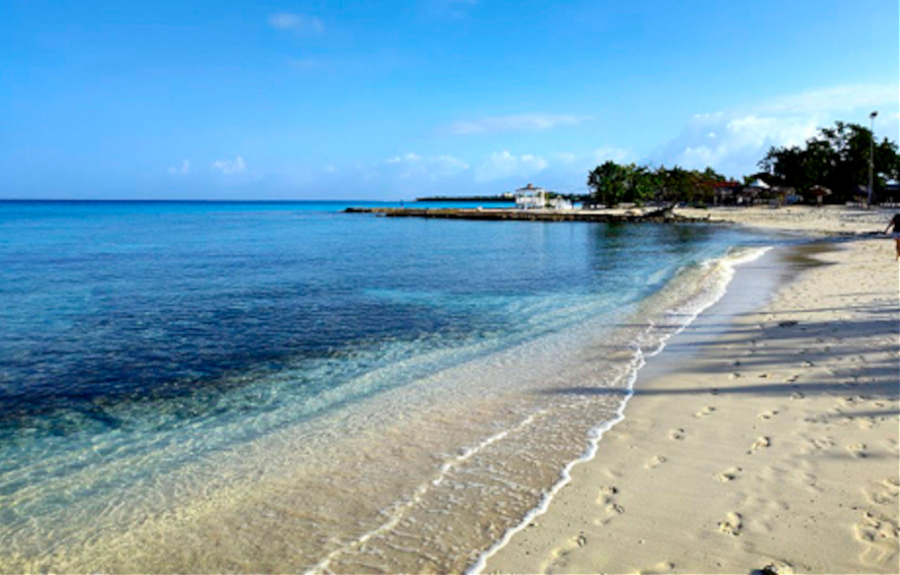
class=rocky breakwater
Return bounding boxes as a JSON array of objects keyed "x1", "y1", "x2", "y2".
[{"x1": 344, "y1": 206, "x2": 714, "y2": 224}]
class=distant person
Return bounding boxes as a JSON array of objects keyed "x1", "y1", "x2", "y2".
[{"x1": 884, "y1": 213, "x2": 900, "y2": 260}]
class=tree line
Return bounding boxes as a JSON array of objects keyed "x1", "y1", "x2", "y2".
[
  {"x1": 587, "y1": 120, "x2": 900, "y2": 207},
  {"x1": 587, "y1": 163, "x2": 729, "y2": 207}
]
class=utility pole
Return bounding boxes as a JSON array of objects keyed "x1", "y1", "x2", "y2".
[{"x1": 868, "y1": 111, "x2": 878, "y2": 208}]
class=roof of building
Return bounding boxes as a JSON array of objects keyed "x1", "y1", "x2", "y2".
[
  {"x1": 746, "y1": 179, "x2": 770, "y2": 189},
  {"x1": 515, "y1": 183, "x2": 545, "y2": 192}
]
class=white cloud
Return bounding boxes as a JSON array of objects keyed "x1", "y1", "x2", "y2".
[
  {"x1": 211, "y1": 156, "x2": 246, "y2": 175},
  {"x1": 448, "y1": 113, "x2": 591, "y2": 135},
  {"x1": 268, "y1": 13, "x2": 324, "y2": 34},
  {"x1": 386, "y1": 152, "x2": 422, "y2": 164},
  {"x1": 650, "y1": 113, "x2": 819, "y2": 176},
  {"x1": 168, "y1": 159, "x2": 190, "y2": 175},
  {"x1": 755, "y1": 84, "x2": 897, "y2": 116},
  {"x1": 648, "y1": 83, "x2": 899, "y2": 177},
  {"x1": 474, "y1": 151, "x2": 548, "y2": 182}
]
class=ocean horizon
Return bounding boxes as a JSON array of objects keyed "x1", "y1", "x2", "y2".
[{"x1": 0, "y1": 200, "x2": 776, "y2": 572}]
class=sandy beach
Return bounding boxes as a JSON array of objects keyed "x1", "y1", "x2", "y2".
[{"x1": 483, "y1": 206, "x2": 900, "y2": 574}]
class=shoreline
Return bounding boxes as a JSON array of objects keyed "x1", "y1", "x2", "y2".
[
  {"x1": 482, "y1": 208, "x2": 899, "y2": 574},
  {"x1": 470, "y1": 245, "x2": 781, "y2": 575},
  {"x1": 2, "y1": 205, "x2": 895, "y2": 573}
]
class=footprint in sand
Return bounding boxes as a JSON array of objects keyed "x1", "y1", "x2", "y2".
[
  {"x1": 635, "y1": 560, "x2": 676, "y2": 574},
  {"x1": 718, "y1": 511, "x2": 743, "y2": 536},
  {"x1": 864, "y1": 477, "x2": 900, "y2": 507},
  {"x1": 694, "y1": 406, "x2": 716, "y2": 418},
  {"x1": 757, "y1": 410, "x2": 779, "y2": 421},
  {"x1": 541, "y1": 539, "x2": 578, "y2": 572},
  {"x1": 644, "y1": 455, "x2": 667, "y2": 469},
  {"x1": 839, "y1": 396, "x2": 860, "y2": 407},
  {"x1": 847, "y1": 443, "x2": 867, "y2": 458},
  {"x1": 792, "y1": 470, "x2": 822, "y2": 493},
  {"x1": 596, "y1": 485, "x2": 618, "y2": 500},
  {"x1": 596, "y1": 504, "x2": 624, "y2": 525},
  {"x1": 543, "y1": 530, "x2": 593, "y2": 571},
  {"x1": 805, "y1": 437, "x2": 835, "y2": 452},
  {"x1": 594, "y1": 485, "x2": 625, "y2": 525},
  {"x1": 853, "y1": 511, "x2": 900, "y2": 567},
  {"x1": 668, "y1": 428, "x2": 686, "y2": 440},
  {"x1": 716, "y1": 467, "x2": 742, "y2": 482},
  {"x1": 748, "y1": 436, "x2": 771, "y2": 454}
]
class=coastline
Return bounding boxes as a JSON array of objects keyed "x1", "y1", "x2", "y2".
[
  {"x1": 469, "y1": 245, "x2": 781, "y2": 575},
  {"x1": 2, "y1": 204, "x2": 896, "y2": 573},
  {"x1": 0, "y1": 207, "x2": 774, "y2": 574},
  {"x1": 482, "y1": 206, "x2": 900, "y2": 574}
]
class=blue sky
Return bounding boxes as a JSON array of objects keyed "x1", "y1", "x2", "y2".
[{"x1": 1, "y1": 0, "x2": 897, "y2": 199}]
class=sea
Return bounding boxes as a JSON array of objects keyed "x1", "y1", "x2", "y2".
[{"x1": 0, "y1": 200, "x2": 776, "y2": 572}]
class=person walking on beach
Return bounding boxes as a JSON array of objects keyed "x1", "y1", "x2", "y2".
[{"x1": 884, "y1": 213, "x2": 900, "y2": 260}]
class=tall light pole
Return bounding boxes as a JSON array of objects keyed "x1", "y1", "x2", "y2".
[{"x1": 868, "y1": 110, "x2": 878, "y2": 207}]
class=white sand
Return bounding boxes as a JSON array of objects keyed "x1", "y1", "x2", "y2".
[
  {"x1": 483, "y1": 206, "x2": 899, "y2": 574},
  {"x1": 680, "y1": 204, "x2": 896, "y2": 235}
]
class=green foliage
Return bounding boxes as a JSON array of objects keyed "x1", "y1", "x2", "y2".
[
  {"x1": 586, "y1": 119, "x2": 898, "y2": 206},
  {"x1": 587, "y1": 161, "x2": 629, "y2": 207},
  {"x1": 760, "y1": 121, "x2": 900, "y2": 203},
  {"x1": 586, "y1": 162, "x2": 725, "y2": 207}
]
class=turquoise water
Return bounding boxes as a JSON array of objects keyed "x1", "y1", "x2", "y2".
[{"x1": 0, "y1": 201, "x2": 771, "y2": 572}]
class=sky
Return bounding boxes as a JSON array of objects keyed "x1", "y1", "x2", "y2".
[{"x1": 1, "y1": 0, "x2": 898, "y2": 200}]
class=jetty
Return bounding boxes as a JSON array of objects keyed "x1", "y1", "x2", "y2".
[{"x1": 344, "y1": 206, "x2": 713, "y2": 224}]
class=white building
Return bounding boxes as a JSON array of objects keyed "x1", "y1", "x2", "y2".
[
  {"x1": 514, "y1": 183, "x2": 548, "y2": 209},
  {"x1": 548, "y1": 197, "x2": 573, "y2": 211}
]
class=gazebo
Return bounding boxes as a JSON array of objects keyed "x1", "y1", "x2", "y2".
[{"x1": 513, "y1": 183, "x2": 548, "y2": 209}]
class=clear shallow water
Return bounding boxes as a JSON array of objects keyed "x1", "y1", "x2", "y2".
[{"x1": 0, "y1": 201, "x2": 773, "y2": 572}]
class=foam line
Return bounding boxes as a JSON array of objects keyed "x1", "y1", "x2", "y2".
[
  {"x1": 307, "y1": 411, "x2": 543, "y2": 574},
  {"x1": 466, "y1": 246, "x2": 771, "y2": 575}
]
